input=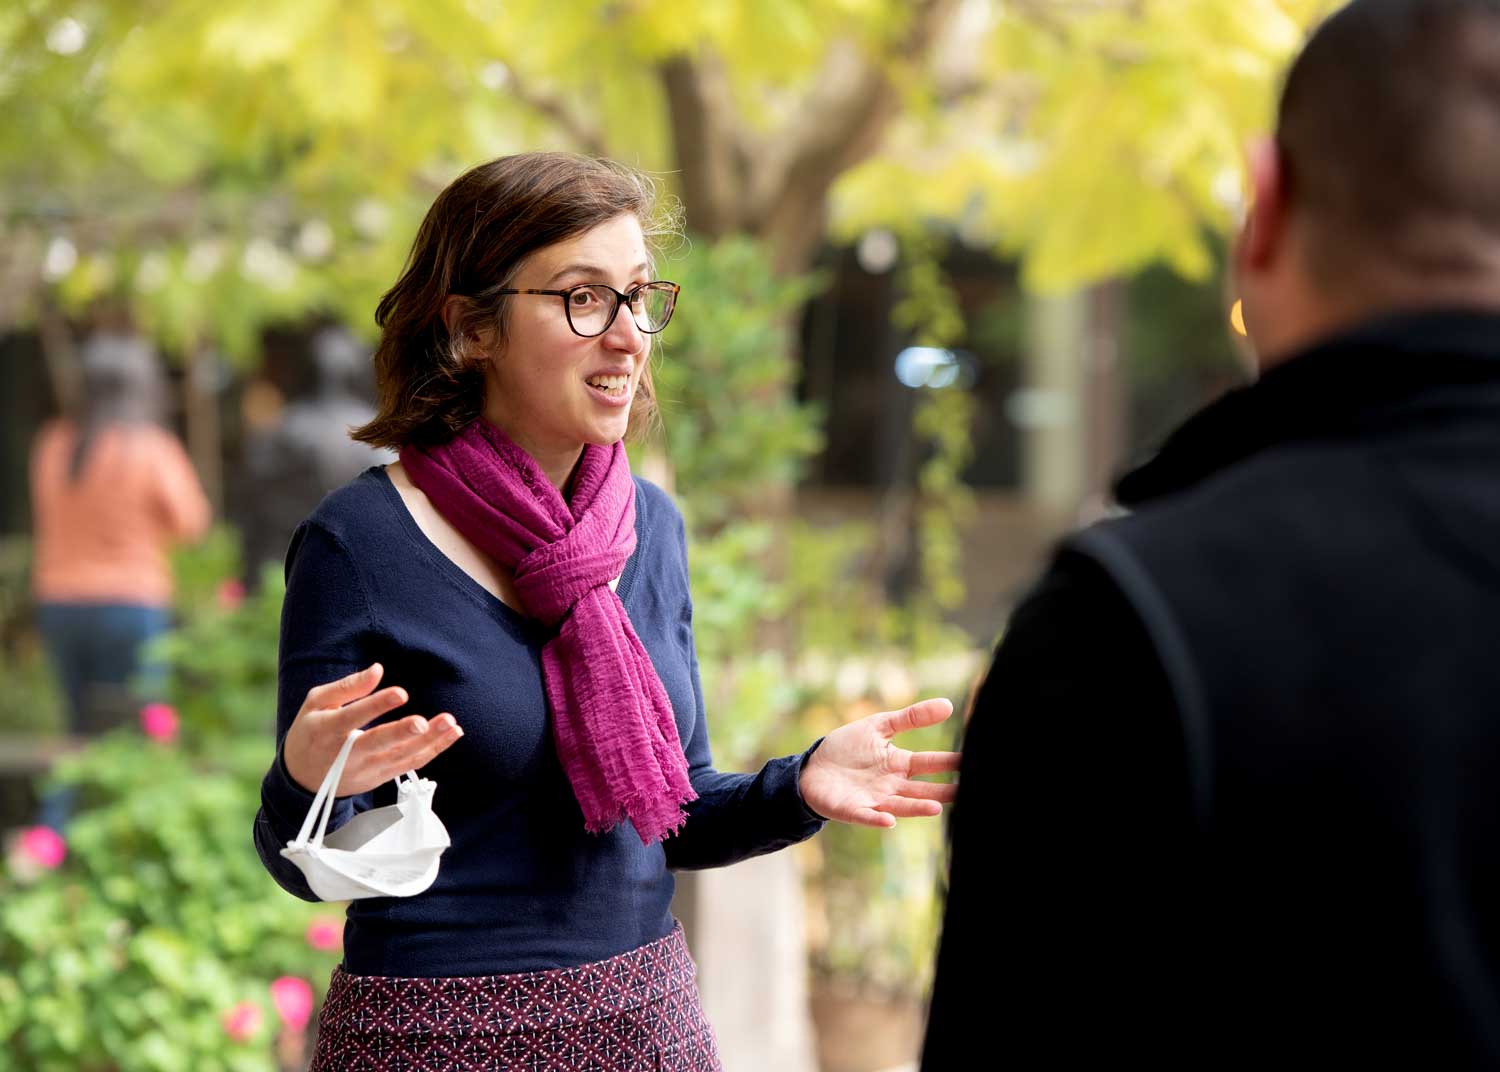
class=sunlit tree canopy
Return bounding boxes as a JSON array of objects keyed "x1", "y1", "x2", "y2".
[{"x1": 0, "y1": 0, "x2": 1334, "y2": 357}]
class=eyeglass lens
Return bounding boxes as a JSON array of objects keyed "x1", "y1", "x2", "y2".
[{"x1": 567, "y1": 284, "x2": 676, "y2": 336}]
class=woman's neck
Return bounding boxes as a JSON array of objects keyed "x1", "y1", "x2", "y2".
[
  {"x1": 533, "y1": 446, "x2": 585, "y2": 494},
  {"x1": 485, "y1": 420, "x2": 584, "y2": 492}
]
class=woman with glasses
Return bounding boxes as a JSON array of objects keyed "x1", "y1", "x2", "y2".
[{"x1": 251, "y1": 152, "x2": 958, "y2": 1071}]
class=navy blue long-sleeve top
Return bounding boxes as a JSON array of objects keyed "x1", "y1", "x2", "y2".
[{"x1": 253, "y1": 466, "x2": 825, "y2": 977}]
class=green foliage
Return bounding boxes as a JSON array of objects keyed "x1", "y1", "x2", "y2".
[
  {"x1": 651, "y1": 236, "x2": 827, "y2": 529},
  {"x1": 640, "y1": 237, "x2": 817, "y2": 768},
  {"x1": 798, "y1": 666, "x2": 973, "y2": 995},
  {"x1": 148, "y1": 532, "x2": 283, "y2": 745},
  {"x1": 4, "y1": 741, "x2": 329, "y2": 1071},
  {"x1": 651, "y1": 236, "x2": 975, "y2": 998},
  {"x1": 3, "y1": 0, "x2": 1334, "y2": 364},
  {"x1": 782, "y1": 520, "x2": 888, "y2": 654},
  {"x1": 912, "y1": 389, "x2": 977, "y2": 615},
  {"x1": 652, "y1": 236, "x2": 973, "y2": 768},
  {"x1": 893, "y1": 232, "x2": 978, "y2": 645},
  {"x1": 1, "y1": 539, "x2": 339, "y2": 1071},
  {"x1": 0, "y1": 537, "x2": 65, "y2": 736},
  {"x1": 833, "y1": 0, "x2": 1337, "y2": 291},
  {"x1": 0, "y1": 0, "x2": 927, "y2": 354},
  {"x1": 811, "y1": 807, "x2": 946, "y2": 992}
]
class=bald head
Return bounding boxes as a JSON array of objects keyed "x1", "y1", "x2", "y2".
[
  {"x1": 1279, "y1": 0, "x2": 1500, "y2": 282},
  {"x1": 1236, "y1": 0, "x2": 1500, "y2": 366}
]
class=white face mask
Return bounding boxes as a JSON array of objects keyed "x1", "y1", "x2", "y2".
[{"x1": 280, "y1": 729, "x2": 451, "y2": 901}]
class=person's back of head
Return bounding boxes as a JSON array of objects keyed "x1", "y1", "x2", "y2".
[
  {"x1": 67, "y1": 331, "x2": 167, "y2": 480},
  {"x1": 310, "y1": 325, "x2": 373, "y2": 402},
  {"x1": 1239, "y1": 0, "x2": 1500, "y2": 364}
]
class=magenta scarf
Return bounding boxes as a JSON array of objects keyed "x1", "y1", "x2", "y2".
[{"x1": 400, "y1": 421, "x2": 696, "y2": 845}]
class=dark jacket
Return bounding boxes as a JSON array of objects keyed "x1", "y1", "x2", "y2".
[{"x1": 923, "y1": 311, "x2": 1500, "y2": 1069}]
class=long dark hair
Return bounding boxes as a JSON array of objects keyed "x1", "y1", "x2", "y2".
[{"x1": 352, "y1": 153, "x2": 680, "y2": 450}]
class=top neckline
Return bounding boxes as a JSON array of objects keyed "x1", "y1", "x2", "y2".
[{"x1": 367, "y1": 466, "x2": 646, "y2": 635}]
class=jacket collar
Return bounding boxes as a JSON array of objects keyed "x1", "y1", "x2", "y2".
[{"x1": 1115, "y1": 309, "x2": 1500, "y2": 507}]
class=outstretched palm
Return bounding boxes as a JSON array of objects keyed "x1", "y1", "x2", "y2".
[{"x1": 799, "y1": 698, "x2": 961, "y2": 828}]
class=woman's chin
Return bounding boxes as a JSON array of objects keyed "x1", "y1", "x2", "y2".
[{"x1": 581, "y1": 416, "x2": 631, "y2": 447}]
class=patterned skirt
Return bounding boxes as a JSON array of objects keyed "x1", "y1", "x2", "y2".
[{"x1": 310, "y1": 923, "x2": 722, "y2": 1071}]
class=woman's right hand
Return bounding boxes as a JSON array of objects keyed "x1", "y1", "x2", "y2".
[{"x1": 282, "y1": 662, "x2": 463, "y2": 796}]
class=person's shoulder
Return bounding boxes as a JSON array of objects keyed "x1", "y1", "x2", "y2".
[
  {"x1": 301, "y1": 466, "x2": 398, "y2": 541},
  {"x1": 129, "y1": 421, "x2": 177, "y2": 445},
  {"x1": 1098, "y1": 440, "x2": 1370, "y2": 555},
  {"x1": 632, "y1": 474, "x2": 684, "y2": 534},
  {"x1": 29, "y1": 419, "x2": 72, "y2": 463},
  {"x1": 107, "y1": 420, "x2": 181, "y2": 460},
  {"x1": 283, "y1": 467, "x2": 398, "y2": 579},
  {"x1": 34, "y1": 417, "x2": 71, "y2": 445}
]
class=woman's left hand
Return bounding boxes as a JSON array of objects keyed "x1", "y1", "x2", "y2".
[{"x1": 799, "y1": 698, "x2": 961, "y2": 828}]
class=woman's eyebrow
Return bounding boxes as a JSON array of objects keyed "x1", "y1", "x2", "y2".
[{"x1": 545, "y1": 262, "x2": 651, "y2": 286}]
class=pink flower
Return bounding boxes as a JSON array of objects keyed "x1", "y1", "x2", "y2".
[
  {"x1": 270, "y1": 976, "x2": 314, "y2": 1033},
  {"x1": 217, "y1": 578, "x2": 246, "y2": 611},
  {"x1": 18, "y1": 826, "x2": 66, "y2": 870},
  {"x1": 221, "y1": 1000, "x2": 262, "y2": 1043},
  {"x1": 305, "y1": 916, "x2": 342, "y2": 951},
  {"x1": 139, "y1": 703, "x2": 180, "y2": 744}
]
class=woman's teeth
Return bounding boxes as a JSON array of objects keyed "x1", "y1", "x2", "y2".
[{"x1": 586, "y1": 375, "x2": 629, "y2": 396}]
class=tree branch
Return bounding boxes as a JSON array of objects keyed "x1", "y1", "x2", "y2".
[
  {"x1": 748, "y1": 0, "x2": 963, "y2": 272},
  {"x1": 658, "y1": 54, "x2": 745, "y2": 236},
  {"x1": 501, "y1": 68, "x2": 609, "y2": 158}
]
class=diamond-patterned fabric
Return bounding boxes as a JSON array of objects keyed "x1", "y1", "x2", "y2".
[{"x1": 310, "y1": 924, "x2": 721, "y2": 1071}]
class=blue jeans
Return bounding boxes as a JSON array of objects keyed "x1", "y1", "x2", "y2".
[
  {"x1": 35, "y1": 602, "x2": 172, "y2": 828},
  {"x1": 36, "y1": 602, "x2": 172, "y2": 735}
]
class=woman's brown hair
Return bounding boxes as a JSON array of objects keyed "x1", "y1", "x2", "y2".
[{"x1": 352, "y1": 153, "x2": 677, "y2": 449}]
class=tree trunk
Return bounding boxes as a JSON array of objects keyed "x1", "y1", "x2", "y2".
[
  {"x1": 659, "y1": 0, "x2": 961, "y2": 277},
  {"x1": 1083, "y1": 280, "x2": 1128, "y2": 514},
  {"x1": 1022, "y1": 283, "x2": 1131, "y2": 526},
  {"x1": 1022, "y1": 289, "x2": 1089, "y2": 520},
  {"x1": 184, "y1": 346, "x2": 224, "y2": 518}
]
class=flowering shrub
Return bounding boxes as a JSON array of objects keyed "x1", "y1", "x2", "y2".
[
  {"x1": 16, "y1": 826, "x2": 67, "y2": 870},
  {"x1": 0, "y1": 540, "x2": 340, "y2": 1071},
  {"x1": 269, "y1": 977, "x2": 313, "y2": 1034},
  {"x1": 139, "y1": 703, "x2": 180, "y2": 744}
]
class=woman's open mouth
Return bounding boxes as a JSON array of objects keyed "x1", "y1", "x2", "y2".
[{"x1": 585, "y1": 374, "x2": 632, "y2": 406}]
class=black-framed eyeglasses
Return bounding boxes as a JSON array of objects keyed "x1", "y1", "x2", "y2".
[{"x1": 493, "y1": 281, "x2": 680, "y2": 338}]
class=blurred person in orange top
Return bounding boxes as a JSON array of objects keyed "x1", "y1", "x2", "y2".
[{"x1": 28, "y1": 331, "x2": 210, "y2": 821}]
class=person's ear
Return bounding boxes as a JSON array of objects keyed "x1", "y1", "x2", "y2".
[
  {"x1": 1238, "y1": 136, "x2": 1290, "y2": 272},
  {"x1": 442, "y1": 295, "x2": 498, "y2": 361},
  {"x1": 441, "y1": 295, "x2": 473, "y2": 340}
]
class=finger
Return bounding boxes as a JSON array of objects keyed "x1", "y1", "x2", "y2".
[
  {"x1": 908, "y1": 750, "x2": 962, "y2": 777},
  {"x1": 333, "y1": 685, "x2": 410, "y2": 730},
  {"x1": 849, "y1": 807, "x2": 898, "y2": 829},
  {"x1": 876, "y1": 796, "x2": 944, "y2": 819},
  {"x1": 894, "y1": 779, "x2": 959, "y2": 804},
  {"x1": 334, "y1": 714, "x2": 448, "y2": 796},
  {"x1": 350, "y1": 712, "x2": 436, "y2": 752},
  {"x1": 876, "y1": 698, "x2": 955, "y2": 738},
  {"x1": 306, "y1": 663, "x2": 384, "y2": 712},
  {"x1": 366, "y1": 713, "x2": 463, "y2": 778},
  {"x1": 404, "y1": 716, "x2": 465, "y2": 773}
]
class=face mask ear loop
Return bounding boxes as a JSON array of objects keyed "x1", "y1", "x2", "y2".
[{"x1": 294, "y1": 729, "x2": 363, "y2": 848}]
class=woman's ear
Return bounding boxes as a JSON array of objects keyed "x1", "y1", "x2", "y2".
[
  {"x1": 442, "y1": 295, "x2": 498, "y2": 361},
  {"x1": 441, "y1": 294, "x2": 472, "y2": 340}
]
